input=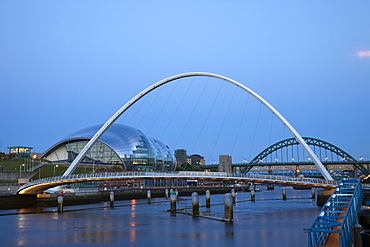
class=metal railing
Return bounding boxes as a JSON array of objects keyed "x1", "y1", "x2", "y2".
[
  {"x1": 240, "y1": 174, "x2": 339, "y2": 186},
  {"x1": 18, "y1": 171, "x2": 339, "y2": 194},
  {"x1": 306, "y1": 178, "x2": 362, "y2": 247}
]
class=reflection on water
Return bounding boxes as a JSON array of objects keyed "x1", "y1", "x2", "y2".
[{"x1": 0, "y1": 187, "x2": 320, "y2": 247}]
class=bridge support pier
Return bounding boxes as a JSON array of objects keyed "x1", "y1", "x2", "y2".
[
  {"x1": 353, "y1": 166, "x2": 358, "y2": 178},
  {"x1": 231, "y1": 189, "x2": 236, "y2": 204},
  {"x1": 251, "y1": 187, "x2": 255, "y2": 202},
  {"x1": 170, "y1": 191, "x2": 177, "y2": 216},
  {"x1": 311, "y1": 188, "x2": 315, "y2": 199},
  {"x1": 316, "y1": 188, "x2": 334, "y2": 206},
  {"x1": 224, "y1": 193, "x2": 233, "y2": 222},
  {"x1": 358, "y1": 209, "x2": 370, "y2": 247},
  {"x1": 110, "y1": 191, "x2": 114, "y2": 208},
  {"x1": 147, "y1": 190, "x2": 151, "y2": 204},
  {"x1": 165, "y1": 189, "x2": 169, "y2": 199},
  {"x1": 57, "y1": 194, "x2": 64, "y2": 213},
  {"x1": 206, "y1": 190, "x2": 210, "y2": 208},
  {"x1": 192, "y1": 192, "x2": 199, "y2": 217}
]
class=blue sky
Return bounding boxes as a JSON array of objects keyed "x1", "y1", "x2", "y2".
[{"x1": 1, "y1": 1, "x2": 369, "y2": 164}]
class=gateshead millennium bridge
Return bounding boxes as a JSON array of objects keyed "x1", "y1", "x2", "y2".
[{"x1": 17, "y1": 72, "x2": 370, "y2": 195}]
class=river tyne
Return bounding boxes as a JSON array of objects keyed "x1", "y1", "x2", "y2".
[{"x1": 0, "y1": 186, "x2": 320, "y2": 247}]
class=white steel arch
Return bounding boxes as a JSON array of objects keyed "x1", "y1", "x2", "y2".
[{"x1": 63, "y1": 72, "x2": 333, "y2": 181}]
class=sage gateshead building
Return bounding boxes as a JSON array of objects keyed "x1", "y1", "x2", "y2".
[{"x1": 41, "y1": 124, "x2": 175, "y2": 171}]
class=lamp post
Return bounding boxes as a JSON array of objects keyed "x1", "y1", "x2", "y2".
[
  {"x1": 20, "y1": 163, "x2": 25, "y2": 178},
  {"x1": 54, "y1": 164, "x2": 58, "y2": 176}
]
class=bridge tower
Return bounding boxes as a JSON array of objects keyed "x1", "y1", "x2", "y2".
[{"x1": 219, "y1": 155, "x2": 232, "y2": 176}]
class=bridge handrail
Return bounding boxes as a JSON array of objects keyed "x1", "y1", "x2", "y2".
[
  {"x1": 240, "y1": 174, "x2": 338, "y2": 186},
  {"x1": 306, "y1": 178, "x2": 362, "y2": 247},
  {"x1": 17, "y1": 171, "x2": 339, "y2": 194}
]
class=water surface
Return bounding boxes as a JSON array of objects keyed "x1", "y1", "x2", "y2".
[{"x1": 0, "y1": 187, "x2": 320, "y2": 247}]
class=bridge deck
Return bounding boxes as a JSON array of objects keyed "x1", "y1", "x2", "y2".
[{"x1": 17, "y1": 172, "x2": 339, "y2": 195}]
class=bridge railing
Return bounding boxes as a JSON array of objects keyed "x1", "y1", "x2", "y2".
[
  {"x1": 240, "y1": 174, "x2": 339, "y2": 186},
  {"x1": 306, "y1": 178, "x2": 362, "y2": 247},
  {"x1": 18, "y1": 171, "x2": 339, "y2": 193},
  {"x1": 17, "y1": 171, "x2": 150, "y2": 191}
]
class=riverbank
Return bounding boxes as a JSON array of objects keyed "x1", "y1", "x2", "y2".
[{"x1": 0, "y1": 187, "x2": 241, "y2": 210}]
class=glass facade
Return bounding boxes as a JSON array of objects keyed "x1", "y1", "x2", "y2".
[
  {"x1": 42, "y1": 124, "x2": 175, "y2": 171},
  {"x1": 66, "y1": 140, "x2": 122, "y2": 164}
]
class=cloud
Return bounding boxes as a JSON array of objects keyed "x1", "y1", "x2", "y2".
[{"x1": 357, "y1": 51, "x2": 370, "y2": 58}]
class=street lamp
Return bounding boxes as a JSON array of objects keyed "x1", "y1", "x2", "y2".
[
  {"x1": 20, "y1": 163, "x2": 25, "y2": 179},
  {"x1": 54, "y1": 164, "x2": 58, "y2": 176}
]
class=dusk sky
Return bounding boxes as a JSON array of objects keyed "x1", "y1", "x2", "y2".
[{"x1": 1, "y1": 1, "x2": 369, "y2": 164}]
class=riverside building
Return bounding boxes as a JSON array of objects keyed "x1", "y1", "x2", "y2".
[{"x1": 41, "y1": 124, "x2": 174, "y2": 171}]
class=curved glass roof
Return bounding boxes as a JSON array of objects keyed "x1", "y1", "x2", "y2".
[
  {"x1": 65, "y1": 123, "x2": 172, "y2": 161},
  {"x1": 42, "y1": 123, "x2": 174, "y2": 170}
]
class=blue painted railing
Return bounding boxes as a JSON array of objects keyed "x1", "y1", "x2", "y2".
[{"x1": 306, "y1": 178, "x2": 363, "y2": 247}]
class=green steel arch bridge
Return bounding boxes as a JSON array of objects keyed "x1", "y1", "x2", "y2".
[{"x1": 201, "y1": 137, "x2": 370, "y2": 177}]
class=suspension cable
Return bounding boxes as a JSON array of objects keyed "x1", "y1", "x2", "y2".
[
  {"x1": 189, "y1": 77, "x2": 215, "y2": 154},
  {"x1": 248, "y1": 103, "x2": 262, "y2": 161},
  {"x1": 159, "y1": 77, "x2": 195, "y2": 141},
  {"x1": 173, "y1": 77, "x2": 209, "y2": 150},
  {"x1": 147, "y1": 81, "x2": 180, "y2": 135},
  {"x1": 230, "y1": 92, "x2": 251, "y2": 159},
  {"x1": 208, "y1": 84, "x2": 238, "y2": 163},
  {"x1": 136, "y1": 85, "x2": 165, "y2": 129}
]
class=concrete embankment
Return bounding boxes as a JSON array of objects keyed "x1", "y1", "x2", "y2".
[
  {"x1": 0, "y1": 187, "x2": 238, "y2": 210},
  {"x1": 0, "y1": 194, "x2": 37, "y2": 210}
]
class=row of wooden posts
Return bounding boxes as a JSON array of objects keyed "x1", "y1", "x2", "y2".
[{"x1": 57, "y1": 187, "x2": 316, "y2": 221}]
